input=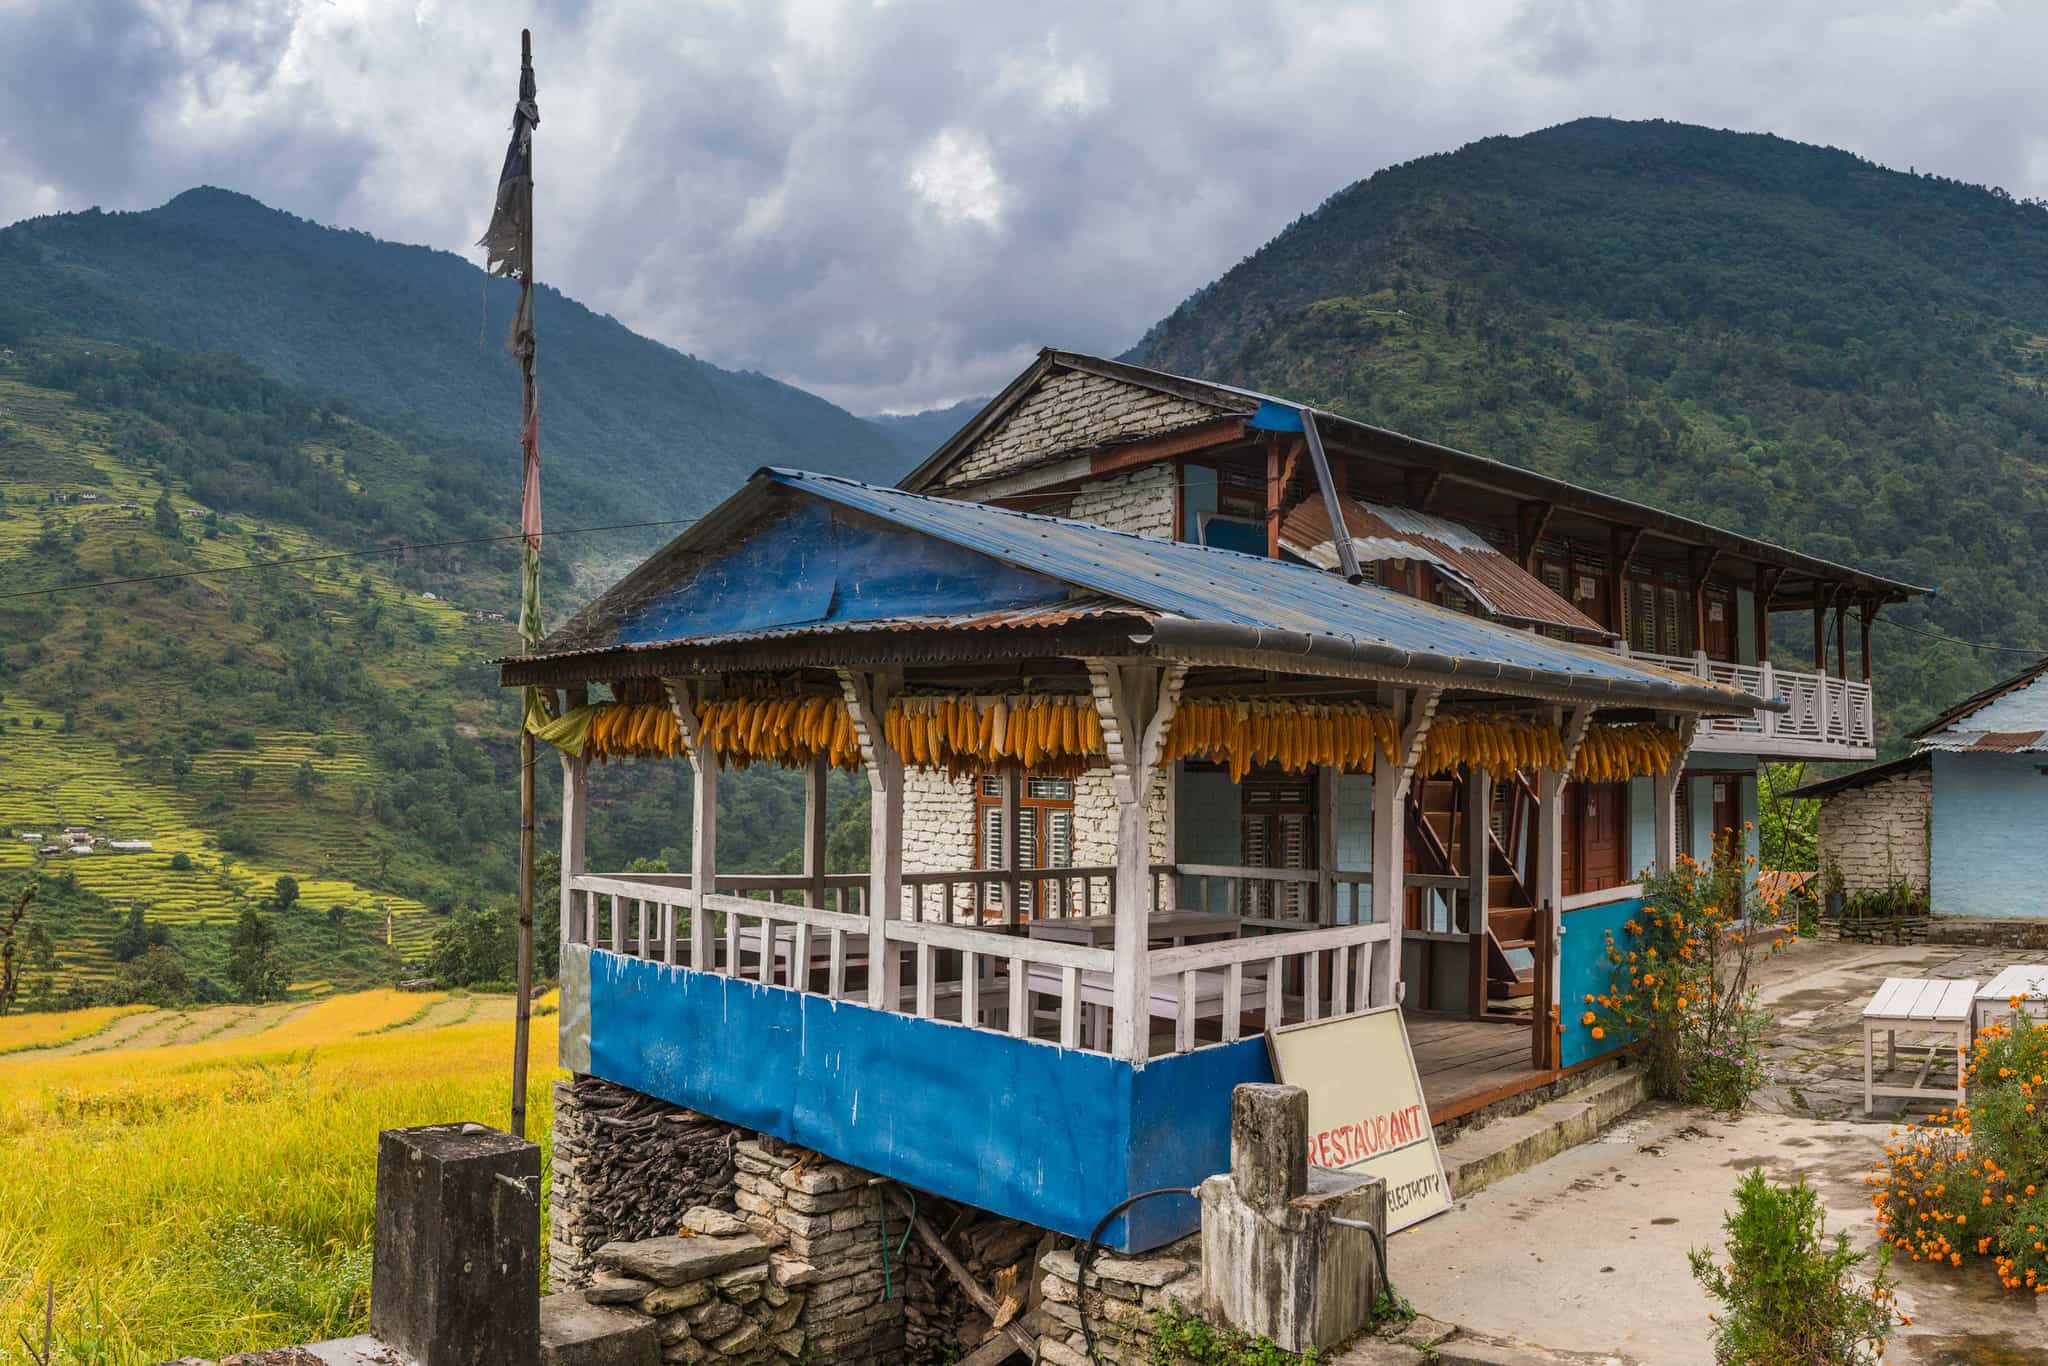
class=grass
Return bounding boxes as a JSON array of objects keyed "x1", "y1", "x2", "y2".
[
  {"x1": 0, "y1": 991, "x2": 560, "y2": 1363},
  {"x1": 0, "y1": 1005, "x2": 153, "y2": 1056}
]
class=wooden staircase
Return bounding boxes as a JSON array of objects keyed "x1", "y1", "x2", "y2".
[{"x1": 1409, "y1": 770, "x2": 1541, "y2": 1007}]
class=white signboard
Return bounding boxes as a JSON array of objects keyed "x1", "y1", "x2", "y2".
[{"x1": 1266, "y1": 1006, "x2": 1452, "y2": 1232}]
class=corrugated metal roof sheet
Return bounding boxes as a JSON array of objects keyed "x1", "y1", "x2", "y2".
[
  {"x1": 1279, "y1": 497, "x2": 1609, "y2": 638},
  {"x1": 1917, "y1": 729, "x2": 2048, "y2": 754},
  {"x1": 666, "y1": 470, "x2": 1757, "y2": 709}
]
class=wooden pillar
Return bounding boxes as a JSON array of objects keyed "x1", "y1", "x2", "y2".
[
  {"x1": 839, "y1": 669, "x2": 903, "y2": 1010},
  {"x1": 1835, "y1": 601, "x2": 1849, "y2": 682},
  {"x1": 1651, "y1": 718, "x2": 1697, "y2": 879},
  {"x1": 1754, "y1": 567, "x2": 1783, "y2": 665},
  {"x1": 802, "y1": 753, "x2": 829, "y2": 908},
  {"x1": 1089, "y1": 660, "x2": 1184, "y2": 1061},
  {"x1": 664, "y1": 680, "x2": 718, "y2": 972},
  {"x1": 1265, "y1": 436, "x2": 1283, "y2": 559},
  {"x1": 1608, "y1": 528, "x2": 1644, "y2": 641},
  {"x1": 1316, "y1": 764, "x2": 1339, "y2": 925},
  {"x1": 1532, "y1": 708, "x2": 1593, "y2": 1070},
  {"x1": 558, "y1": 752, "x2": 588, "y2": 950},
  {"x1": 1370, "y1": 687, "x2": 1440, "y2": 1008},
  {"x1": 1813, "y1": 592, "x2": 1828, "y2": 673},
  {"x1": 1000, "y1": 768, "x2": 1021, "y2": 924},
  {"x1": 1688, "y1": 547, "x2": 1719, "y2": 656},
  {"x1": 1860, "y1": 598, "x2": 1877, "y2": 682},
  {"x1": 1465, "y1": 766, "x2": 1492, "y2": 1019}
]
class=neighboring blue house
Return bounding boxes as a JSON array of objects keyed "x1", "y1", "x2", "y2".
[{"x1": 1795, "y1": 658, "x2": 2048, "y2": 918}]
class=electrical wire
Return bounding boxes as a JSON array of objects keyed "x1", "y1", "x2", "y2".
[
  {"x1": 1074, "y1": 1187, "x2": 1197, "y2": 1363},
  {"x1": 1873, "y1": 615, "x2": 2045, "y2": 657}
]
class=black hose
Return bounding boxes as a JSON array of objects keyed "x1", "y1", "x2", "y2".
[{"x1": 1074, "y1": 1186, "x2": 1198, "y2": 1364}]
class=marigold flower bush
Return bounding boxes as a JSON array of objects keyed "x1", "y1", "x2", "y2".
[
  {"x1": 1867, "y1": 1002, "x2": 2048, "y2": 1297},
  {"x1": 1591, "y1": 833, "x2": 1791, "y2": 1106},
  {"x1": 1690, "y1": 1168, "x2": 1900, "y2": 1366}
]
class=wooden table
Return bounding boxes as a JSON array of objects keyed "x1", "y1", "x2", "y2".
[
  {"x1": 1862, "y1": 976, "x2": 1977, "y2": 1114},
  {"x1": 1025, "y1": 911, "x2": 1242, "y2": 949},
  {"x1": 1973, "y1": 964, "x2": 2048, "y2": 1035}
]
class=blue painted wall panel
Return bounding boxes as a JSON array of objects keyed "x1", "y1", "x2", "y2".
[
  {"x1": 613, "y1": 500, "x2": 1069, "y2": 646},
  {"x1": 1559, "y1": 896, "x2": 1643, "y2": 1068},
  {"x1": 586, "y1": 953, "x2": 1253, "y2": 1249},
  {"x1": 1931, "y1": 752, "x2": 2048, "y2": 917}
]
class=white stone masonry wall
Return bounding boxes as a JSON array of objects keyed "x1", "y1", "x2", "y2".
[
  {"x1": 1066, "y1": 464, "x2": 1176, "y2": 539},
  {"x1": 945, "y1": 370, "x2": 1221, "y2": 486},
  {"x1": 1817, "y1": 767, "x2": 1931, "y2": 893}
]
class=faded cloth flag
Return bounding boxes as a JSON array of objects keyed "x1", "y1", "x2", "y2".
[{"x1": 479, "y1": 53, "x2": 538, "y2": 279}]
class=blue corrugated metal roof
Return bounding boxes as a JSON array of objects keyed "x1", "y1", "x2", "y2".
[{"x1": 757, "y1": 469, "x2": 1752, "y2": 706}]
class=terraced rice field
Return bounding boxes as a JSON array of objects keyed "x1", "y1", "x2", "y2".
[
  {"x1": 0, "y1": 990, "x2": 557, "y2": 1362},
  {"x1": 0, "y1": 1003, "x2": 153, "y2": 1055},
  {"x1": 0, "y1": 695, "x2": 441, "y2": 982}
]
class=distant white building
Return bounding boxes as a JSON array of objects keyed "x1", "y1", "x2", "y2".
[
  {"x1": 17, "y1": 832, "x2": 41, "y2": 841},
  {"x1": 108, "y1": 839, "x2": 155, "y2": 852}
]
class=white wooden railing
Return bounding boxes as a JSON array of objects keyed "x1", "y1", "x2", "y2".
[
  {"x1": 568, "y1": 861, "x2": 1386, "y2": 1059},
  {"x1": 1624, "y1": 650, "x2": 1875, "y2": 755}
]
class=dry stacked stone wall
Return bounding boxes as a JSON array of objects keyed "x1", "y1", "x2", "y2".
[
  {"x1": 731, "y1": 1137, "x2": 905, "y2": 1365},
  {"x1": 1815, "y1": 765, "x2": 1931, "y2": 894},
  {"x1": 943, "y1": 368, "x2": 1224, "y2": 487},
  {"x1": 550, "y1": 1077, "x2": 742, "y2": 1290},
  {"x1": 1034, "y1": 1239, "x2": 1201, "y2": 1366}
]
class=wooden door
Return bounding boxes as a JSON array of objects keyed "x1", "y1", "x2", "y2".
[
  {"x1": 1703, "y1": 589, "x2": 1734, "y2": 661},
  {"x1": 1579, "y1": 783, "x2": 1627, "y2": 892},
  {"x1": 1242, "y1": 774, "x2": 1315, "y2": 921},
  {"x1": 1709, "y1": 775, "x2": 1739, "y2": 854}
]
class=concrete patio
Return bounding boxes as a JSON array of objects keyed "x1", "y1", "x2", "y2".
[{"x1": 1389, "y1": 937, "x2": 2048, "y2": 1364}]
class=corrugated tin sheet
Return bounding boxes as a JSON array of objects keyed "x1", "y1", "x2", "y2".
[
  {"x1": 749, "y1": 470, "x2": 1750, "y2": 703},
  {"x1": 1917, "y1": 729, "x2": 2048, "y2": 754},
  {"x1": 1279, "y1": 498, "x2": 1608, "y2": 638}
]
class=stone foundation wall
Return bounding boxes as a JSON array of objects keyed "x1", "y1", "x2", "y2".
[
  {"x1": 1035, "y1": 1239, "x2": 1201, "y2": 1366},
  {"x1": 731, "y1": 1138, "x2": 905, "y2": 1365},
  {"x1": 1921, "y1": 916, "x2": 2048, "y2": 950},
  {"x1": 550, "y1": 1077, "x2": 742, "y2": 1291},
  {"x1": 1816, "y1": 766, "x2": 1930, "y2": 894}
]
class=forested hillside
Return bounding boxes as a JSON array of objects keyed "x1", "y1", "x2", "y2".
[
  {"x1": 1129, "y1": 118, "x2": 2048, "y2": 739},
  {"x1": 0, "y1": 193, "x2": 896, "y2": 1006},
  {"x1": 0, "y1": 189, "x2": 902, "y2": 534}
]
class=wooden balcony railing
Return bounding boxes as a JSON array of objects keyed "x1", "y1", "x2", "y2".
[{"x1": 1621, "y1": 650, "x2": 1875, "y2": 756}]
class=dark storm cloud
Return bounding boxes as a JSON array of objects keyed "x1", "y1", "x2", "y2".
[{"x1": 3, "y1": 1, "x2": 2046, "y2": 412}]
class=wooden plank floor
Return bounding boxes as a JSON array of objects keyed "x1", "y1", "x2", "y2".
[{"x1": 1408, "y1": 1013, "x2": 1540, "y2": 1120}]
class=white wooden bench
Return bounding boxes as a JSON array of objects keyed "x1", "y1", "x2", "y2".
[
  {"x1": 1024, "y1": 963, "x2": 1273, "y2": 1051},
  {"x1": 1973, "y1": 964, "x2": 2048, "y2": 1036},
  {"x1": 1863, "y1": 976, "x2": 1976, "y2": 1115}
]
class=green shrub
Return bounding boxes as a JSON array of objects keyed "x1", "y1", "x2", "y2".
[
  {"x1": 1147, "y1": 1305, "x2": 1316, "y2": 1364},
  {"x1": 1691, "y1": 1168, "x2": 1898, "y2": 1365}
]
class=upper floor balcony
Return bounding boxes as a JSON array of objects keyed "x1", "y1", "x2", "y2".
[{"x1": 1621, "y1": 649, "x2": 1876, "y2": 760}]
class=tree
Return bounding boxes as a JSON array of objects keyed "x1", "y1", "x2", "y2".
[
  {"x1": 109, "y1": 904, "x2": 169, "y2": 963},
  {"x1": 24, "y1": 924, "x2": 57, "y2": 1008},
  {"x1": 169, "y1": 852, "x2": 194, "y2": 871},
  {"x1": 293, "y1": 760, "x2": 320, "y2": 797},
  {"x1": 236, "y1": 766, "x2": 256, "y2": 792},
  {"x1": 272, "y1": 875, "x2": 300, "y2": 913},
  {"x1": 113, "y1": 944, "x2": 192, "y2": 1006},
  {"x1": 152, "y1": 490, "x2": 181, "y2": 540},
  {"x1": 0, "y1": 883, "x2": 33, "y2": 1013},
  {"x1": 226, "y1": 908, "x2": 288, "y2": 1003}
]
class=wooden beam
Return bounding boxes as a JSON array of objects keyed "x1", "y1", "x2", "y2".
[
  {"x1": 1516, "y1": 501, "x2": 1555, "y2": 572},
  {"x1": 664, "y1": 679, "x2": 717, "y2": 971},
  {"x1": 802, "y1": 754, "x2": 829, "y2": 908},
  {"x1": 559, "y1": 752, "x2": 588, "y2": 951},
  {"x1": 1087, "y1": 416, "x2": 1249, "y2": 477},
  {"x1": 1403, "y1": 467, "x2": 1443, "y2": 512},
  {"x1": 1371, "y1": 686, "x2": 1441, "y2": 1007},
  {"x1": 1835, "y1": 599, "x2": 1849, "y2": 683},
  {"x1": 1753, "y1": 565, "x2": 1786, "y2": 664},
  {"x1": 1089, "y1": 660, "x2": 1182, "y2": 1060},
  {"x1": 838, "y1": 668, "x2": 903, "y2": 1009},
  {"x1": 883, "y1": 1189, "x2": 1036, "y2": 1361},
  {"x1": 1265, "y1": 435, "x2": 1283, "y2": 559},
  {"x1": 1608, "y1": 527, "x2": 1646, "y2": 642},
  {"x1": 1859, "y1": 597, "x2": 1878, "y2": 682},
  {"x1": 1688, "y1": 547, "x2": 1720, "y2": 654},
  {"x1": 1465, "y1": 766, "x2": 1492, "y2": 1021}
]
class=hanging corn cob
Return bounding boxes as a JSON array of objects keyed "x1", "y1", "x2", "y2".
[
  {"x1": 580, "y1": 689, "x2": 862, "y2": 770},
  {"x1": 1161, "y1": 701, "x2": 1400, "y2": 782},
  {"x1": 1418, "y1": 713, "x2": 1570, "y2": 777},
  {"x1": 880, "y1": 694, "x2": 1105, "y2": 780},
  {"x1": 1570, "y1": 724, "x2": 1688, "y2": 783}
]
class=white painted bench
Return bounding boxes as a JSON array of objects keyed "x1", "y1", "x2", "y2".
[
  {"x1": 1863, "y1": 976, "x2": 1976, "y2": 1115},
  {"x1": 1024, "y1": 963, "x2": 1273, "y2": 1051},
  {"x1": 1973, "y1": 964, "x2": 2048, "y2": 1036}
]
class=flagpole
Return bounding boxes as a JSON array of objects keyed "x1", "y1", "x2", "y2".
[{"x1": 510, "y1": 26, "x2": 538, "y2": 1142}]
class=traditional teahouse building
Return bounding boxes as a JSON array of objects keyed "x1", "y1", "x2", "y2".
[
  {"x1": 1792, "y1": 656, "x2": 2048, "y2": 916},
  {"x1": 503, "y1": 353, "x2": 1922, "y2": 1307}
]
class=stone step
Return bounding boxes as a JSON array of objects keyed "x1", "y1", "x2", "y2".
[{"x1": 1438, "y1": 1069, "x2": 1648, "y2": 1200}]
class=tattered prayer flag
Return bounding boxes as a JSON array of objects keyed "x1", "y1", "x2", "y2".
[{"x1": 479, "y1": 52, "x2": 538, "y2": 279}]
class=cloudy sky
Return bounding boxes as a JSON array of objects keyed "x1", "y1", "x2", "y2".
[{"x1": 3, "y1": 0, "x2": 2044, "y2": 413}]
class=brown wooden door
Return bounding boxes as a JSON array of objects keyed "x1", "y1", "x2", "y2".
[
  {"x1": 1580, "y1": 783, "x2": 1627, "y2": 892},
  {"x1": 1703, "y1": 589, "x2": 1734, "y2": 661},
  {"x1": 1709, "y1": 775, "x2": 1739, "y2": 854}
]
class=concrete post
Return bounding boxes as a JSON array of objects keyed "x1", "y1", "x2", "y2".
[
  {"x1": 371, "y1": 1124, "x2": 541, "y2": 1366},
  {"x1": 1199, "y1": 1084, "x2": 1384, "y2": 1354}
]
